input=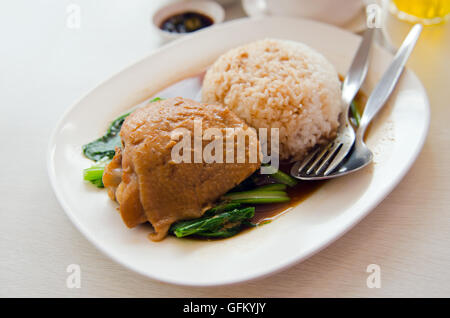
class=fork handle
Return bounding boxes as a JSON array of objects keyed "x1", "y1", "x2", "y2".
[
  {"x1": 342, "y1": 27, "x2": 375, "y2": 108},
  {"x1": 357, "y1": 24, "x2": 423, "y2": 139}
]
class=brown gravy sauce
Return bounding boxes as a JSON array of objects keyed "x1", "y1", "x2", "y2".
[
  {"x1": 152, "y1": 74, "x2": 367, "y2": 227},
  {"x1": 251, "y1": 167, "x2": 324, "y2": 225}
]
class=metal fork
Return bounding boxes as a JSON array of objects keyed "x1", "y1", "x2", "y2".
[{"x1": 290, "y1": 27, "x2": 375, "y2": 180}]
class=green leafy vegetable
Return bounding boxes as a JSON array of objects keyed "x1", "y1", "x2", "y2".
[
  {"x1": 193, "y1": 225, "x2": 242, "y2": 238},
  {"x1": 82, "y1": 112, "x2": 129, "y2": 161},
  {"x1": 170, "y1": 182, "x2": 290, "y2": 238},
  {"x1": 148, "y1": 97, "x2": 163, "y2": 103},
  {"x1": 170, "y1": 204, "x2": 255, "y2": 238},
  {"x1": 203, "y1": 202, "x2": 242, "y2": 217},
  {"x1": 82, "y1": 97, "x2": 163, "y2": 161}
]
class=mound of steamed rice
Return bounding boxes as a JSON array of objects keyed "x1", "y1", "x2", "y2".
[{"x1": 202, "y1": 39, "x2": 342, "y2": 160}]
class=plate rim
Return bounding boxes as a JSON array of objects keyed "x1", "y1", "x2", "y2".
[{"x1": 47, "y1": 16, "x2": 430, "y2": 286}]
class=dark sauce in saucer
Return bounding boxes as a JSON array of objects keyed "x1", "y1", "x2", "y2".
[{"x1": 160, "y1": 11, "x2": 213, "y2": 34}]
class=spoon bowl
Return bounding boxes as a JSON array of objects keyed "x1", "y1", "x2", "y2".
[{"x1": 329, "y1": 138, "x2": 373, "y2": 178}]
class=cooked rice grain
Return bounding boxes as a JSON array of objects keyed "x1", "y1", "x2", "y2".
[{"x1": 202, "y1": 39, "x2": 342, "y2": 160}]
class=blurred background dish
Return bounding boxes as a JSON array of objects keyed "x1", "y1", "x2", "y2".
[{"x1": 242, "y1": 0, "x2": 363, "y2": 27}]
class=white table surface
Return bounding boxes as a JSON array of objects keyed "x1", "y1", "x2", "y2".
[{"x1": 1, "y1": 0, "x2": 449, "y2": 297}]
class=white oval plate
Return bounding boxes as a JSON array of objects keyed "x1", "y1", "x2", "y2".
[{"x1": 47, "y1": 17, "x2": 429, "y2": 286}]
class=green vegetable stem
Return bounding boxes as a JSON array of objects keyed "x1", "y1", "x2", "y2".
[
  {"x1": 350, "y1": 100, "x2": 361, "y2": 127},
  {"x1": 261, "y1": 164, "x2": 298, "y2": 187},
  {"x1": 83, "y1": 158, "x2": 109, "y2": 188}
]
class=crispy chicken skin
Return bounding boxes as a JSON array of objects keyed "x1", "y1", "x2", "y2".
[{"x1": 103, "y1": 97, "x2": 260, "y2": 241}]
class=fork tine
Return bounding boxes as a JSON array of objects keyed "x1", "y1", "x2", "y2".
[
  {"x1": 315, "y1": 142, "x2": 342, "y2": 174},
  {"x1": 296, "y1": 147, "x2": 320, "y2": 174},
  {"x1": 306, "y1": 143, "x2": 332, "y2": 175},
  {"x1": 324, "y1": 142, "x2": 353, "y2": 176}
]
